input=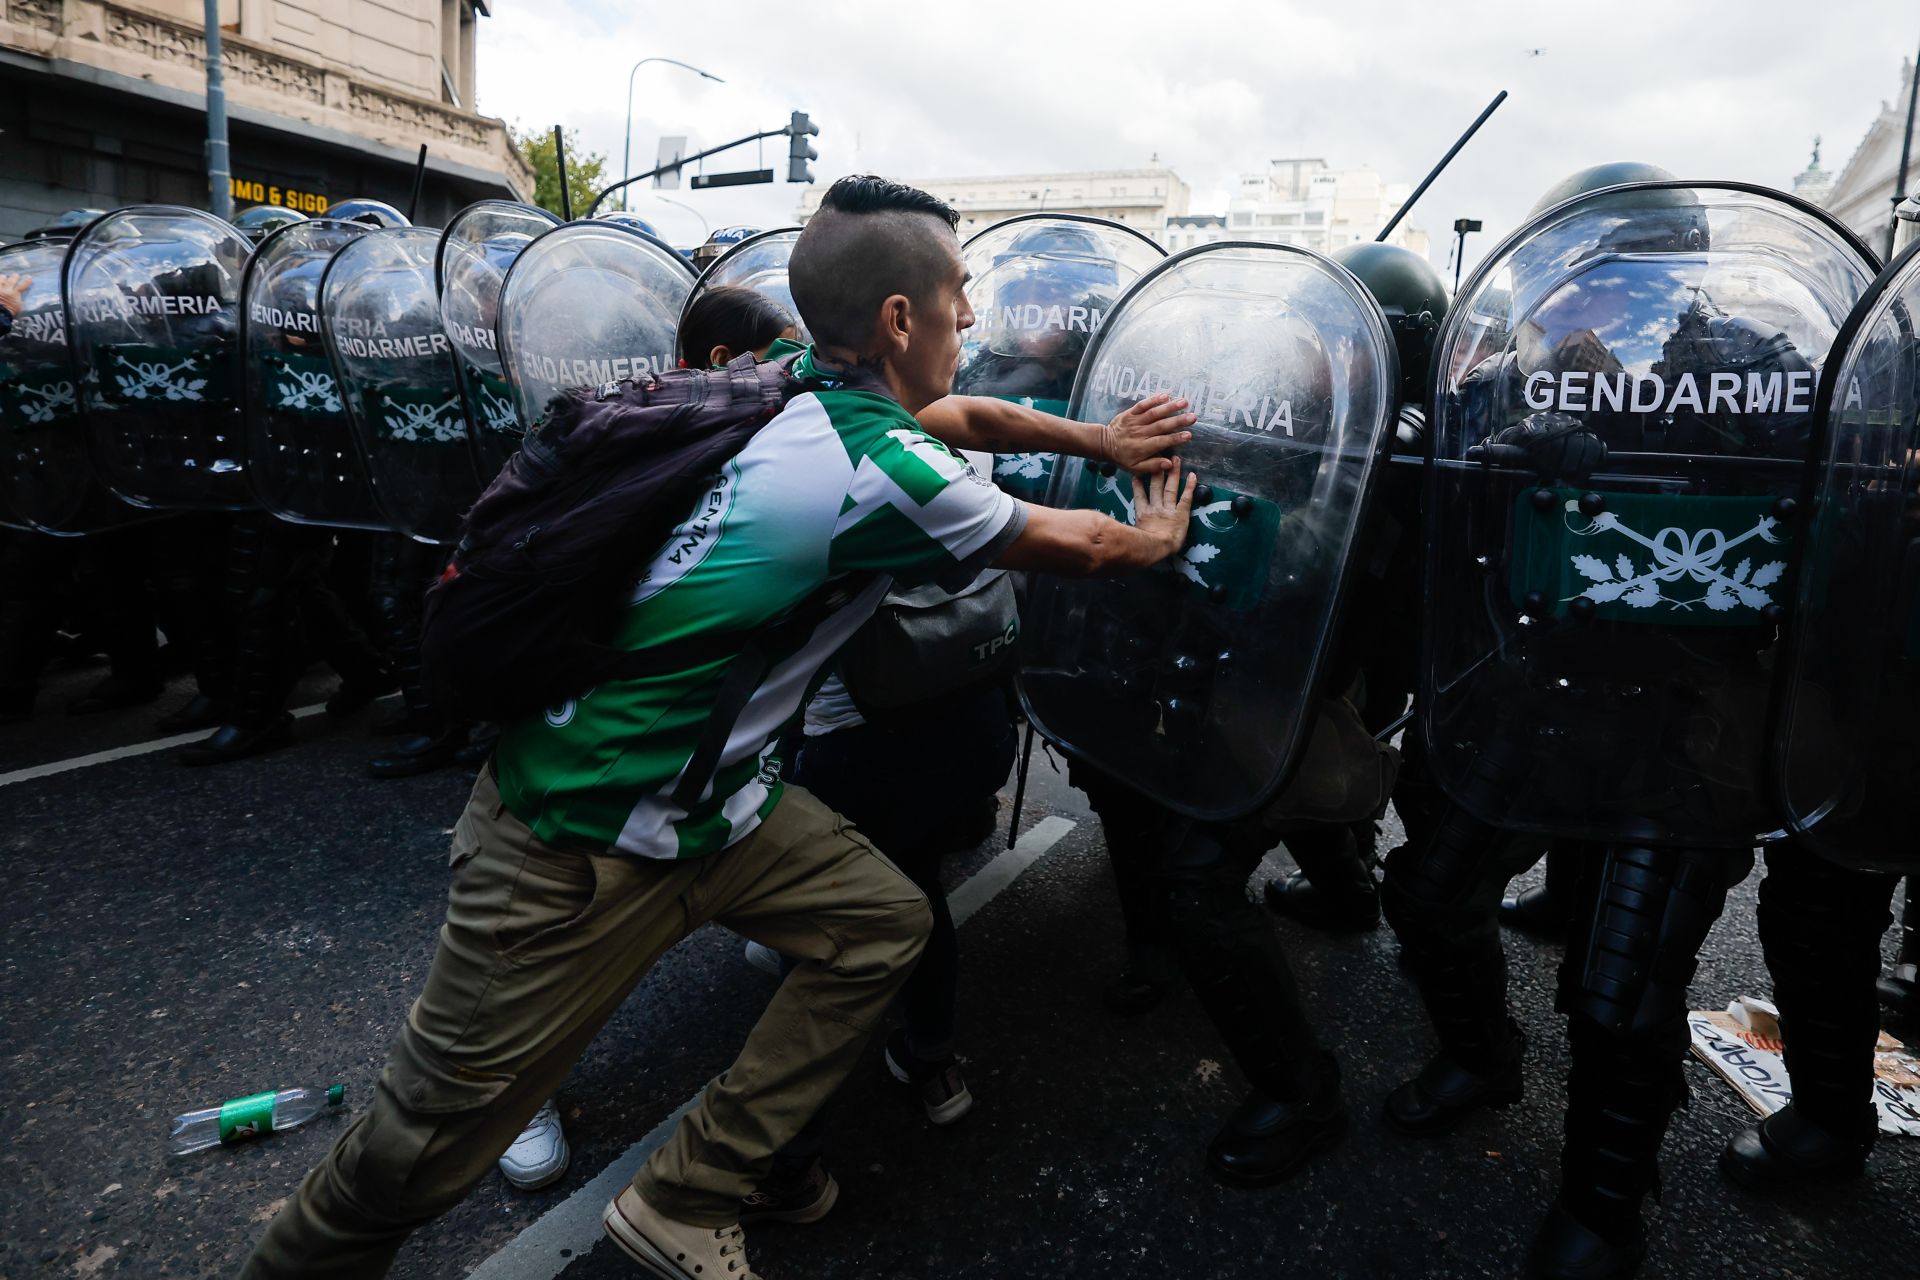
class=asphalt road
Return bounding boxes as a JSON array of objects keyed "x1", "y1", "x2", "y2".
[{"x1": 2, "y1": 661, "x2": 1916, "y2": 1279}]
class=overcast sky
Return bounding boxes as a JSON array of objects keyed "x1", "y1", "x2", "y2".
[{"x1": 476, "y1": 1, "x2": 1918, "y2": 270}]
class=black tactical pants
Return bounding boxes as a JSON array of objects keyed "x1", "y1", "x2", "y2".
[
  {"x1": 1380, "y1": 732, "x2": 1544, "y2": 1072},
  {"x1": 1757, "y1": 839, "x2": 1901, "y2": 1147},
  {"x1": 1074, "y1": 760, "x2": 1333, "y2": 1101},
  {"x1": 1554, "y1": 845, "x2": 1751, "y2": 1234}
]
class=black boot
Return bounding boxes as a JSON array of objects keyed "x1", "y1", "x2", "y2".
[
  {"x1": 1879, "y1": 881, "x2": 1919, "y2": 1016},
  {"x1": 1529, "y1": 1016, "x2": 1673, "y2": 1280},
  {"x1": 1728, "y1": 842, "x2": 1893, "y2": 1192},
  {"x1": 180, "y1": 713, "x2": 295, "y2": 766},
  {"x1": 1265, "y1": 825, "x2": 1381, "y2": 932},
  {"x1": 369, "y1": 728, "x2": 464, "y2": 779},
  {"x1": 157, "y1": 693, "x2": 226, "y2": 733},
  {"x1": 1502, "y1": 847, "x2": 1577, "y2": 939},
  {"x1": 1385, "y1": 921, "x2": 1526, "y2": 1135},
  {"x1": 1264, "y1": 870, "x2": 1380, "y2": 932},
  {"x1": 1166, "y1": 823, "x2": 1347, "y2": 1186},
  {"x1": 1720, "y1": 1104, "x2": 1872, "y2": 1192},
  {"x1": 1527, "y1": 1200, "x2": 1645, "y2": 1280},
  {"x1": 1205, "y1": 1056, "x2": 1348, "y2": 1187}
]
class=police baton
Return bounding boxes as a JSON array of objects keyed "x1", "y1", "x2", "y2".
[{"x1": 1376, "y1": 90, "x2": 1508, "y2": 243}]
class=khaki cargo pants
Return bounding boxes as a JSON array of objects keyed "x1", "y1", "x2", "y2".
[{"x1": 241, "y1": 768, "x2": 930, "y2": 1278}]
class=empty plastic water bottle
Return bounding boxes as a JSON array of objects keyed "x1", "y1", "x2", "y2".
[{"x1": 168, "y1": 1084, "x2": 345, "y2": 1155}]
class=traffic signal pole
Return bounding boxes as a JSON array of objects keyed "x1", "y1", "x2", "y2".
[{"x1": 587, "y1": 115, "x2": 819, "y2": 217}]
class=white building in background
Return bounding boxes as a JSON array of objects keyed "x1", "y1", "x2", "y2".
[
  {"x1": 797, "y1": 168, "x2": 1191, "y2": 236},
  {"x1": 1821, "y1": 58, "x2": 1920, "y2": 259},
  {"x1": 1158, "y1": 158, "x2": 1427, "y2": 257}
]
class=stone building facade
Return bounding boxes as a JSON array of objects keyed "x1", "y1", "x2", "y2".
[{"x1": 0, "y1": 0, "x2": 533, "y2": 237}]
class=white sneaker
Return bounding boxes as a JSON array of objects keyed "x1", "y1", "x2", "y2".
[
  {"x1": 499, "y1": 1098, "x2": 570, "y2": 1190},
  {"x1": 742, "y1": 940, "x2": 785, "y2": 977}
]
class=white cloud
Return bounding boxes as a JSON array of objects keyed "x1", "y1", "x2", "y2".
[{"x1": 476, "y1": 0, "x2": 1914, "y2": 269}]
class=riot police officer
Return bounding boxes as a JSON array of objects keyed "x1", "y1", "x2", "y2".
[
  {"x1": 1734, "y1": 235, "x2": 1920, "y2": 1196},
  {"x1": 1407, "y1": 164, "x2": 1876, "y2": 1279},
  {"x1": 1263, "y1": 241, "x2": 1450, "y2": 935},
  {"x1": 1020, "y1": 239, "x2": 1404, "y2": 1185}
]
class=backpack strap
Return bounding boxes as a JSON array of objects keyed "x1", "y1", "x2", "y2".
[{"x1": 667, "y1": 574, "x2": 873, "y2": 815}]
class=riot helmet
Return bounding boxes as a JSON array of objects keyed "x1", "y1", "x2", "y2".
[
  {"x1": 23, "y1": 209, "x2": 106, "y2": 243},
  {"x1": 324, "y1": 198, "x2": 410, "y2": 229},
  {"x1": 1332, "y1": 241, "x2": 1448, "y2": 406},
  {"x1": 691, "y1": 225, "x2": 763, "y2": 269},
  {"x1": 683, "y1": 228, "x2": 807, "y2": 347},
  {"x1": 596, "y1": 211, "x2": 662, "y2": 238},
  {"x1": 234, "y1": 205, "x2": 309, "y2": 241},
  {"x1": 1530, "y1": 163, "x2": 1708, "y2": 255}
]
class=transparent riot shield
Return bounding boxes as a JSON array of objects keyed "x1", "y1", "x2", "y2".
[
  {"x1": 241, "y1": 219, "x2": 386, "y2": 528},
  {"x1": 954, "y1": 215, "x2": 1165, "y2": 503},
  {"x1": 1422, "y1": 182, "x2": 1876, "y2": 848},
  {"x1": 1019, "y1": 242, "x2": 1399, "y2": 819},
  {"x1": 320, "y1": 227, "x2": 477, "y2": 544},
  {"x1": 495, "y1": 221, "x2": 696, "y2": 431},
  {"x1": 682, "y1": 227, "x2": 806, "y2": 341},
  {"x1": 0, "y1": 238, "x2": 138, "y2": 534},
  {"x1": 436, "y1": 201, "x2": 561, "y2": 478},
  {"x1": 1771, "y1": 241, "x2": 1920, "y2": 871},
  {"x1": 62, "y1": 206, "x2": 253, "y2": 510}
]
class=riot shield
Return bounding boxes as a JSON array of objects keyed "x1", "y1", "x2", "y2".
[
  {"x1": 682, "y1": 227, "x2": 806, "y2": 340},
  {"x1": 494, "y1": 221, "x2": 695, "y2": 432},
  {"x1": 0, "y1": 238, "x2": 136, "y2": 534},
  {"x1": 240, "y1": 219, "x2": 385, "y2": 528},
  {"x1": 1771, "y1": 240, "x2": 1920, "y2": 871},
  {"x1": 1019, "y1": 242, "x2": 1399, "y2": 819},
  {"x1": 436, "y1": 201, "x2": 561, "y2": 477},
  {"x1": 62, "y1": 206, "x2": 253, "y2": 510},
  {"x1": 1422, "y1": 182, "x2": 1876, "y2": 849},
  {"x1": 319, "y1": 227, "x2": 477, "y2": 544},
  {"x1": 954, "y1": 215, "x2": 1165, "y2": 503}
]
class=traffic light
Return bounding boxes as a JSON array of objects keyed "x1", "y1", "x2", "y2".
[{"x1": 787, "y1": 110, "x2": 819, "y2": 184}]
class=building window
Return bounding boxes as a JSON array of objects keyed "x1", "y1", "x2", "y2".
[{"x1": 1230, "y1": 212, "x2": 1251, "y2": 228}]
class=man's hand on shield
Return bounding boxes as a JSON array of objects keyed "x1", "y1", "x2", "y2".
[
  {"x1": 1130, "y1": 455, "x2": 1198, "y2": 562},
  {"x1": 0, "y1": 273, "x2": 30, "y2": 319},
  {"x1": 1494, "y1": 411, "x2": 1607, "y2": 482},
  {"x1": 1103, "y1": 393, "x2": 1197, "y2": 475}
]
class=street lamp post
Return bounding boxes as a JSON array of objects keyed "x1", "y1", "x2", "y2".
[{"x1": 623, "y1": 57, "x2": 725, "y2": 212}]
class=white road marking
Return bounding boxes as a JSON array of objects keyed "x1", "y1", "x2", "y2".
[
  {"x1": 0, "y1": 703, "x2": 329, "y2": 789},
  {"x1": 465, "y1": 813, "x2": 1080, "y2": 1280}
]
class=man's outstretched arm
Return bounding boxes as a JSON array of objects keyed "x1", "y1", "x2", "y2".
[
  {"x1": 994, "y1": 458, "x2": 1196, "y2": 576},
  {"x1": 917, "y1": 392, "x2": 1196, "y2": 475}
]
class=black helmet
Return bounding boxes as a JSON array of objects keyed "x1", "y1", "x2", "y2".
[
  {"x1": 1529, "y1": 161, "x2": 1708, "y2": 255},
  {"x1": 597, "y1": 211, "x2": 662, "y2": 237},
  {"x1": 324, "y1": 198, "x2": 410, "y2": 229},
  {"x1": 1333, "y1": 241, "x2": 1449, "y2": 404},
  {"x1": 23, "y1": 208, "x2": 107, "y2": 242},
  {"x1": 233, "y1": 205, "x2": 309, "y2": 240},
  {"x1": 1529, "y1": 162, "x2": 1678, "y2": 218},
  {"x1": 993, "y1": 220, "x2": 1108, "y2": 267},
  {"x1": 692, "y1": 224, "x2": 760, "y2": 267}
]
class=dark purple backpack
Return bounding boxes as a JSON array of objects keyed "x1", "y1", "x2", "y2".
[{"x1": 421, "y1": 351, "x2": 807, "y2": 728}]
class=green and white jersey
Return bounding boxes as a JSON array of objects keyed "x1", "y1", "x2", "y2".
[{"x1": 495, "y1": 348, "x2": 1026, "y2": 859}]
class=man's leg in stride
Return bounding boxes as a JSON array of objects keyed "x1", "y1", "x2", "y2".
[
  {"x1": 242, "y1": 769, "x2": 706, "y2": 1279},
  {"x1": 632, "y1": 784, "x2": 932, "y2": 1223}
]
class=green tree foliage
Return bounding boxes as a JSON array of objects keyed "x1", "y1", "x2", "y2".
[{"x1": 512, "y1": 124, "x2": 608, "y2": 217}]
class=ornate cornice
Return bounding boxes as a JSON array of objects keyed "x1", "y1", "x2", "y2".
[{"x1": 7, "y1": 0, "x2": 61, "y2": 33}]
